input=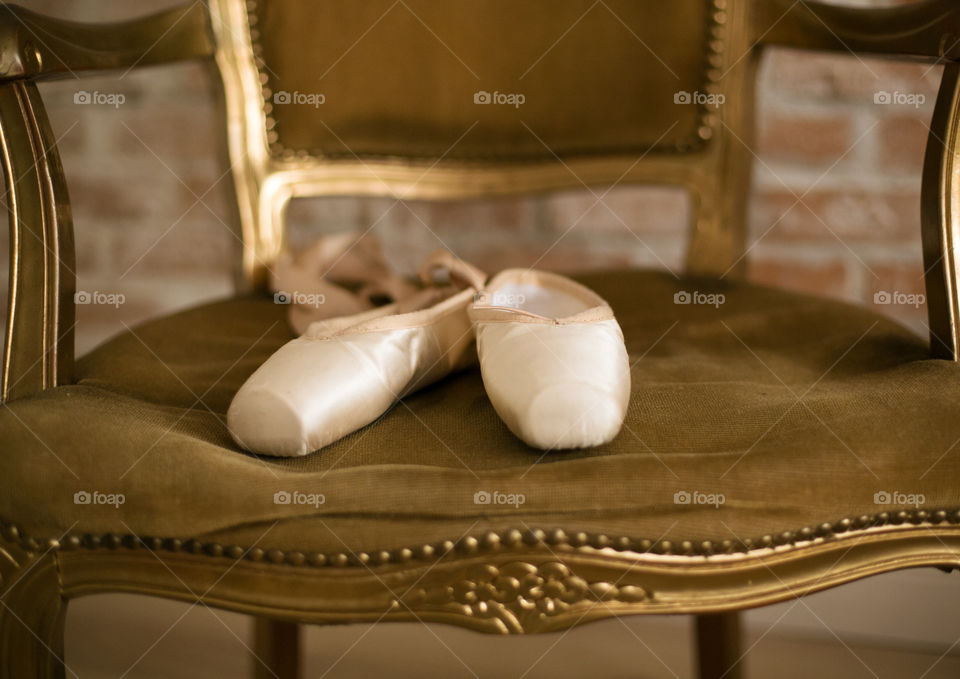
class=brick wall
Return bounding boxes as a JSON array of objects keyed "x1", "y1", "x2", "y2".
[{"x1": 0, "y1": 0, "x2": 941, "y2": 354}]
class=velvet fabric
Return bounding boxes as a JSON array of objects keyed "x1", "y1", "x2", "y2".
[
  {"x1": 256, "y1": 0, "x2": 709, "y2": 159},
  {"x1": 2, "y1": 270, "x2": 959, "y2": 553}
]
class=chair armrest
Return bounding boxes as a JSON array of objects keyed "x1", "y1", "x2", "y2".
[
  {"x1": 753, "y1": 0, "x2": 960, "y2": 61},
  {"x1": 1, "y1": 2, "x2": 214, "y2": 401},
  {"x1": 922, "y1": 63, "x2": 960, "y2": 361},
  {"x1": 0, "y1": 2, "x2": 213, "y2": 81},
  {"x1": 0, "y1": 79, "x2": 73, "y2": 402}
]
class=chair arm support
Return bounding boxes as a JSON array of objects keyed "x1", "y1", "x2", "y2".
[
  {"x1": 0, "y1": 79, "x2": 74, "y2": 401},
  {"x1": 0, "y1": 3, "x2": 215, "y2": 401},
  {"x1": 753, "y1": 0, "x2": 960, "y2": 61},
  {"x1": 0, "y1": 2, "x2": 213, "y2": 82},
  {"x1": 921, "y1": 62, "x2": 960, "y2": 361}
]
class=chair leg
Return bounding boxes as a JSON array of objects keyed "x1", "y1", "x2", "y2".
[
  {"x1": 252, "y1": 618, "x2": 300, "y2": 679},
  {"x1": 0, "y1": 549, "x2": 66, "y2": 679},
  {"x1": 695, "y1": 612, "x2": 743, "y2": 679}
]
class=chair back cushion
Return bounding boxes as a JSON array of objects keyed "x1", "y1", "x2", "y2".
[{"x1": 254, "y1": 0, "x2": 715, "y2": 159}]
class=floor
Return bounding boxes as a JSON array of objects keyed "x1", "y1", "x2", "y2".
[{"x1": 64, "y1": 567, "x2": 960, "y2": 678}]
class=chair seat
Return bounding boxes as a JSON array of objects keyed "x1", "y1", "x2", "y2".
[{"x1": 2, "y1": 269, "x2": 959, "y2": 556}]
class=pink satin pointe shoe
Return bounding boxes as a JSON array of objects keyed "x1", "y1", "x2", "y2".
[
  {"x1": 469, "y1": 268, "x2": 631, "y2": 449},
  {"x1": 270, "y1": 231, "x2": 418, "y2": 334},
  {"x1": 228, "y1": 251, "x2": 486, "y2": 457}
]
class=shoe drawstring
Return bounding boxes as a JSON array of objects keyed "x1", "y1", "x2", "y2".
[{"x1": 418, "y1": 249, "x2": 487, "y2": 291}]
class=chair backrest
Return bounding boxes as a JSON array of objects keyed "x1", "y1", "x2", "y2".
[{"x1": 207, "y1": 0, "x2": 757, "y2": 287}]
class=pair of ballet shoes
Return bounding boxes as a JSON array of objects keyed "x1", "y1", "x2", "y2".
[{"x1": 228, "y1": 250, "x2": 631, "y2": 456}]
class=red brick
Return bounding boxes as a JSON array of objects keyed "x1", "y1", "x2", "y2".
[
  {"x1": 747, "y1": 257, "x2": 850, "y2": 299},
  {"x1": 751, "y1": 188, "x2": 920, "y2": 244},
  {"x1": 140, "y1": 62, "x2": 217, "y2": 103},
  {"x1": 110, "y1": 212, "x2": 234, "y2": 276},
  {"x1": 543, "y1": 186, "x2": 689, "y2": 235},
  {"x1": 461, "y1": 243, "x2": 635, "y2": 274},
  {"x1": 758, "y1": 111, "x2": 853, "y2": 166},
  {"x1": 65, "y1": 173, "x2": 170, "y2": 223},
  {"x1": 370, "y1": 196, "x2": 540, "y2": 275},
  {"x1": 427, "y1": 197, "x2": 538, "y2": 238},
  {"x1": 116, "y1": 105, "x2": 220, "y2": 160},
  {"x1": 284, "y1": 197, "x2": 367, "y2": 249},
  {"x1": 865, "y1": 260, "x2": 928, "y2": 330},
  {"x1": 763, "y1": 50, "x2": 941, "y2": 103},
  {"x1": 876, "y1": 115, "x2": 930, "y2": 173},
  {"x1": 72, "y1": 228, "x2": 111, "y2": 274},
  {"x1": 180, "y1": 175, "x2": 232, "y2": 222}
]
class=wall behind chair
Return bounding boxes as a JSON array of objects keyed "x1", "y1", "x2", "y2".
[{"x1": 0, "y1": 0, "x2": 940, "y2": 354}]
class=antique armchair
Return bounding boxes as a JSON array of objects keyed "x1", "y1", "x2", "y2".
[{"x1": 2, "y1": 1, "x2": 960, "y2": 678}]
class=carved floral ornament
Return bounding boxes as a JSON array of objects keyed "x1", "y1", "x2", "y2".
[{"x1": 402, "y1": 561, "x2": 648, "y2": 633}]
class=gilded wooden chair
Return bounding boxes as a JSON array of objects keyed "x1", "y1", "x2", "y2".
[{"x1": 2, "y1": 1, "x2": 960, "y2": 677}]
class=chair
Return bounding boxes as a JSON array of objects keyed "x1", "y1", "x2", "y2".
[{"x1": 1, "y1": 1, "x2": 959, "y2": 677}]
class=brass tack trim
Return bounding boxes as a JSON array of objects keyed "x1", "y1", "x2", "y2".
[{"x1": 3, "y1": 507, "x2": 958, "y2": 567}]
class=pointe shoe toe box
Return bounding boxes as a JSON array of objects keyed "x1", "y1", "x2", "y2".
[
  {"x1": 227, "y1": 386, "x2": 310, "y2": 457},
  {"x1": 477, "y1": 321, "x2": 631, "y2": 450},
  {"x1": 227, "y1": 335, "x2": 413, "y2": 456},
  {"x1": 521, "y1": 382, "x2": 627, "y2": 450}
]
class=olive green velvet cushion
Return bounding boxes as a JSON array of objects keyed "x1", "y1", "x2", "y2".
[
  {"x1": 256, "y1": 0, "x2": 710, "y2": 159},
  {"x1": 2, "y1": 270, "x2": 959, "y2": 553}
]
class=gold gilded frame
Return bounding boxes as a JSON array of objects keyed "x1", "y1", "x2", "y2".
[
  {"x1": 2, "y1": 1, "x2": 960, "y2": 677},
  {"x1": 923, "y1": 63, "x2": 960, "y2": 359},
  {"x1": 0, "y1": 79, "x2": 73, "y2": 402},
  {"x1": 0, "y1": 1, "x2": 214, "y2": 401},
  {"x1": 2, "y1": 510, "x2": 960, "y2": 677},
  {"x1": 209, "y1": 0, "x2": 758, "y2": 288}
]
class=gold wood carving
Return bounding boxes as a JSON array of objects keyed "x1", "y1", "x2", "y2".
[
  {"x1": 0, "y1": 511, "x2": 955, "y2": 636},
  {"x1": 0, "y1": 531, "x2": 65, "y2": 679},
  {"x1": 0, "y1": 80, "x2": 73, "y2": 402},
  {"x1": 400, "y1": 561, "x2": 648, "y2": 634},
  {"x1": 0, "y1": 1, "x2": 215, "y2": 401},
  {"x1": 922, "y1": 62, "x2": 960, "y2": 360},
  {"x1": 43, "y1": 520, "x2": 960, "y2": 635},
  {"x1": 753, "y1": 0, "x2": 960, "y2": 60},
  {"x1": 0, "y1": 3, "x2": 213, "y2": 81},
  {"x1": 212, "y1": 0, "x2": 753, "y2": 286}
]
